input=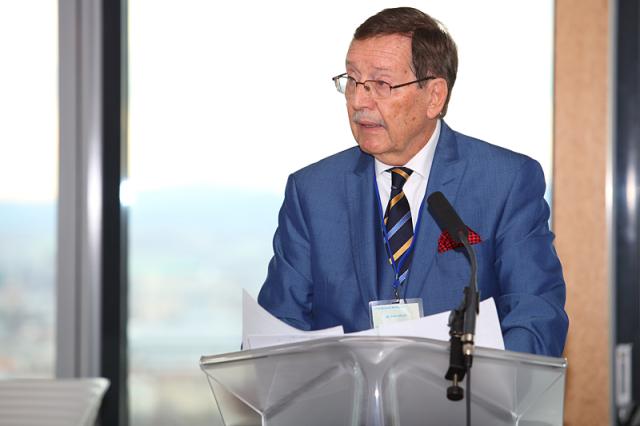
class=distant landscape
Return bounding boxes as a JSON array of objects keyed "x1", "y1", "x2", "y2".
[
  {"x1": 0, "y1": 202, "x2": 55, "y2": 376},
  {"x1": 0, "y1": 186, "x2": 283, "y2": 425}
]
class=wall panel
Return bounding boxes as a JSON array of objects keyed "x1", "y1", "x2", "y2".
[{"x1": 554, "y1": 0, "x2": 611, "y2": 424}]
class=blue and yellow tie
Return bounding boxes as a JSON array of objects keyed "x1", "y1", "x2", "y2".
[{"x1": 384, "y1": 167, "x2": 414, "y2": 286}]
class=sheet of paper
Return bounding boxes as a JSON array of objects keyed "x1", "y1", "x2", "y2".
[
  {"x1": 354, "y1": 298, "x2": 505, "y2": 350},
  {"x1": 242, "y1": 290, "x2": 344, "y2": 349},
  {"x1": 243, "y1": 289, "x2": 504, "y2": 351}
]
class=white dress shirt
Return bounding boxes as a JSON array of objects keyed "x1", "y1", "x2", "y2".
[{"x1": 375, "y1": 119, "x2": 441, "y2": 228}]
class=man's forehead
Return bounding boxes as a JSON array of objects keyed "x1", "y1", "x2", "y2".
[{"x1": 345, "y1": 35, "x2": 413, "y2": 71}]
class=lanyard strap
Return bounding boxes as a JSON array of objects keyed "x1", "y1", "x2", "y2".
[{"x1": 373, "y1": 175, "x2": 426, "y2": 295}]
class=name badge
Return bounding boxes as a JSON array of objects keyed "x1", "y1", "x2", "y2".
[{"x1": 369, "y1": 298, "x2": 424, "y2": 328}]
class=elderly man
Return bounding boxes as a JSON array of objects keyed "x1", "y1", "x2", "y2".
[{"x1": 258, "y1": 7, "x2": 568, "y2": 357}]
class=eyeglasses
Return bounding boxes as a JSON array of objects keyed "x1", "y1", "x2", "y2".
[{"x1": 331, "y1": 73, "x2": 435, "y2": 99}]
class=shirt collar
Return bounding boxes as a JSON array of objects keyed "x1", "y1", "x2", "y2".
[{"x1": 375, "y1": 119, "x2": 441, "y2": 178}]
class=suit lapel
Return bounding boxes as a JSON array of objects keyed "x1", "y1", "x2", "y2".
[
  {"x1": 406, "y1": 122, "x2": 468, "y2": 299},
  {"x1": 345, "y1": 152, "x2": 379, "y2": 310}
]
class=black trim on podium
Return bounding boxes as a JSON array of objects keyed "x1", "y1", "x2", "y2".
[
  {"x1": 100, "y1": 0, "x2": 129, "y2": 425},
  {"x1": 614, "y1": 0, "x2": 640, "y2": 424}
]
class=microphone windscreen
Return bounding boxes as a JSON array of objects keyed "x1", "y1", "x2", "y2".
[{"x1": 427, "y1": 191, "x2": 468, "y2": 243}]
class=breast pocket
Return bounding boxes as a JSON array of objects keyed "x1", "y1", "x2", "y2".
[{"x1": 435, "y1": 240, "x2": 492, "y2": 283}]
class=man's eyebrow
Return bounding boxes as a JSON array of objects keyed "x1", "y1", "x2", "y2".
[{"x1": 345, "y1": 61, "x2": 394, "y2": 72}]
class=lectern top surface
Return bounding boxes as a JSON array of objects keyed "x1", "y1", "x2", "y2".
[{"x1": 200, "y1": 335, "x2": 567, "y2": 370}]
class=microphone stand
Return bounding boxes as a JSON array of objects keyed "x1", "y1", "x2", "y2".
[{"x1": 444, "y1": 232, "x2": 479, "y2": 426}]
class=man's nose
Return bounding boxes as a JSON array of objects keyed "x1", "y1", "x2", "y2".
[{"x1": 349, "y1": 83, "x2": 375, "y2": 109}]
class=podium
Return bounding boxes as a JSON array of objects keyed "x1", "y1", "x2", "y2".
[{"x1": 200, "y1": 336, "x2": 566, "y2": 426}]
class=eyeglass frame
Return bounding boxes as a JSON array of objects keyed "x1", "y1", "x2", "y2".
[{"x1": 331, "y1": 73, "x2": 436, "y2": 99}]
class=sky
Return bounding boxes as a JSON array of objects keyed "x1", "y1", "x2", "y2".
[
  {"x1": 0, "y1": 2, "x2": 58, "y2": 202},
  {"x1": 0, "y1": 0, "x2": 553, "y2": 202}
]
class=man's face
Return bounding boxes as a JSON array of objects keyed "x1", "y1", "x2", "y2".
[{"x1": 345, "y1": 34, "x2": 441, "y2": 166}]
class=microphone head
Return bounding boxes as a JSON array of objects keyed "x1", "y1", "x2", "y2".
[{"x1": 427, "y1": 191, "x2": 468, "y2": 243}]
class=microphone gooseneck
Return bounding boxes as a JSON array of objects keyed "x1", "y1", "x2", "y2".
[{"x1": 427, "y1": 191, "x2": 480, "y2": 423}]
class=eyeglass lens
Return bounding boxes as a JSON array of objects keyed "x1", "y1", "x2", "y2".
[{"x1": 338, "y1": 77, "x2": 391, "y2": 98}]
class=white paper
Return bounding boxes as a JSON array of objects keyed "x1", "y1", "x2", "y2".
[
  {"x1": 242, "y1": 289, "x2": 504, "y2": 351},
  {"x1": 354, "y1": 298, "x2": 505, "y2": 350},
  {"x1": 242, "y1": 290, "x2": 344, "y2": 349}
]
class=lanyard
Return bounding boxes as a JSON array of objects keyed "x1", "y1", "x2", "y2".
[{"x1": 373, "y1": 175, "x2": 426, "y2": 298}]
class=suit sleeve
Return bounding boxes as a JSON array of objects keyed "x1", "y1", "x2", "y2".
[
  {"x1": 494, "y1": 159, "x2": 569, "y2": 357},
  {"x1": 257, "y1": 174, "x2": 314, "y2": 330}
]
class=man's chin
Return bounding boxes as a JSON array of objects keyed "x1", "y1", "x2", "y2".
[
  {"x1": 357, "y1": 142, "x2": 407, "y2": 165},
  {"x1": 356, "y1": 140, "x2": 387, "y2": 157}
]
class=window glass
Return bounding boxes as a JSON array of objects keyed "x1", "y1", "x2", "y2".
[
  {"x1": 0, "y1": 3, "x2": 58, "y2": 378},
  {"x1": 128, "y1": 1, "x2": 553, "y2": 424}
]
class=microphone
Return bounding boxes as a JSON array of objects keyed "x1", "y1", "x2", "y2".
[
  {"x1": 427, "y1": 191, "x2": 468, "y2": 243},
  {"x1": 427, "y1": 191, "x2": 480, "y2": 405}
]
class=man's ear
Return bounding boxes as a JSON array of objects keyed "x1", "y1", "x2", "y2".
[{"x1": 426, "y1": 78, "x2": 448, "y2": 119}]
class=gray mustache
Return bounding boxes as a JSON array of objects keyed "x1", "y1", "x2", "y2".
[{"x1": 352, "y1": 111, "x2": 385, "y2": 127}]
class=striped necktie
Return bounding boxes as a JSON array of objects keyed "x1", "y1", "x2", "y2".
[{"x1": 384, "y1": 167, "x2": 414, "y2": 287}]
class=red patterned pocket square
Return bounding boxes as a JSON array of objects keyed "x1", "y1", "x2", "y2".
[{"x1": 437, "y1": 228, "x2": 482, "y2": 253}]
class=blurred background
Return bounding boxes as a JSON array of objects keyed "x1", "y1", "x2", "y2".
[{"x1": 0, "y1": 0, "x2": 632, "y2": 425}]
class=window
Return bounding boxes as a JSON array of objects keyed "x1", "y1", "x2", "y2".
[
  {"x1": 128, "y1": 1, "x2": 553, "y2": 424},
  {"x1": 0, "y1": 3, "x2": 58, "y2": 378}
]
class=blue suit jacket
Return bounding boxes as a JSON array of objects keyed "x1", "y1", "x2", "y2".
[{"x1": 258, "y1": 122, "x2": 568, "y2": 357}]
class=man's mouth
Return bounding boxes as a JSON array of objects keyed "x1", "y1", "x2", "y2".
[{"x1": 355, "y1": 119, "x2": 385, "y2": 129}]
